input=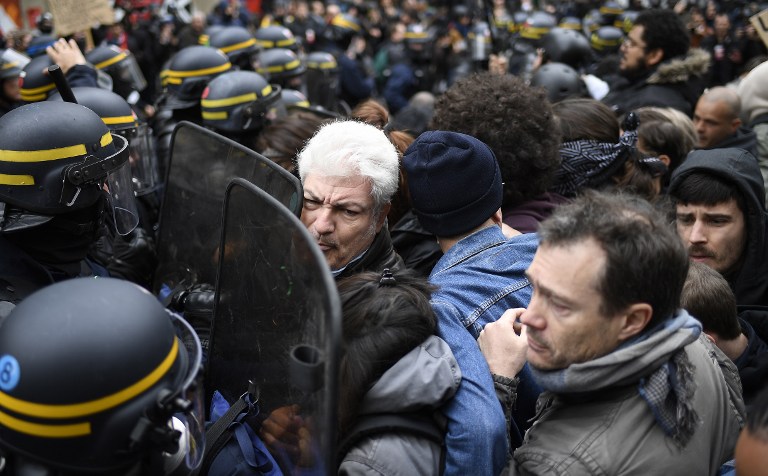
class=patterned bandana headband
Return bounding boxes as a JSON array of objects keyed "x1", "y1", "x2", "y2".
[{"x1": 552, "y1": 128, "x2": 639, "y2": 197}]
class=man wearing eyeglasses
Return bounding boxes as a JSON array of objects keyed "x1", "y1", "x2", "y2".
[{"x1": 602, "y1": 8, "x2": 710, "y2": 117}]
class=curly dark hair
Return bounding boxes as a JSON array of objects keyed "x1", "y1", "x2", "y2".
[
  {"x1": 430, "y1": 72, "x2": 561, "y2": 208},
  {"x1": 634, "y1": 9, "x2": 690, "y2": 62}
]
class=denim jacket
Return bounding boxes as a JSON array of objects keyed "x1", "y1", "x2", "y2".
[{"x1": 429, "y1": 226, "x2": 540, "y2": 476}]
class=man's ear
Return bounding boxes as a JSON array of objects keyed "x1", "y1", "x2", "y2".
[
  {"x1": 375, "y1": 202, "x2": 391, "y2": 232},
  {"x1": 617, "y1": 303, "x2": 653, "y2": 341},
  {"x1": 491, "y1": 208, "x2": 503, "y2": 225},
  {"x1": 645, "y1": 48, "x2": 664, "y2": 67},
  {"x1": 658, "y1": 154, "x2": 671, "y2": 167},
  {"x1": 730, "y1": 117, "x2": 743, "y2": 133}
]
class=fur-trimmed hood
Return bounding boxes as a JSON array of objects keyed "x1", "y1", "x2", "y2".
[{"x1": 647, "y1": 48, "x2": 711, "y2": 85}]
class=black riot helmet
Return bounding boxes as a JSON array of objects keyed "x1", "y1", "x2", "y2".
[
  {"x1": 304, "y1": 51, "x2": 339, "y2": 112},
  {"x1": 519, "y1": 11, "x2": 557, "y2": 45},
  {"x1": 582, "y1": 9, "x2": 604, "y2": 37},
  {"x1": 0, "y1": 49, "x2": 25, "y2": 81},
  {"x1": 599, "y1": 1, "x2": 624, "y2": 27},
  {"x1": 558, "y1": 16, "x2": 582, "y2": 31},
  {"x1": 254, "y1": 25, "x2": 299, "y2": 52},
  {"x1": 35, "y1": 11, "x2": 54, "y2": 34},
  {"x1": 201, "y1": 70, "x2": 281, "y2": 133},
  {"x1": 325, "y1": 13, "x2": 362, "y2": 49},
  {"x1": 48, "y1": 87, "x2": 159, "y2": 197},
  {"x1": 616, "y1": 10, "x2": 639, "y2": 33},
  {"x1": 86, "y1": 45, "x2": 148, "y2": 98},
  {"x1": 0, "y1": 102, "x2": 138, "y2": 235},
  {"x1": 209, "y1": 26, "x2": 261, "y2": 71},
  {"x1": 255, "y1": 47, "x2": 306, "y2": 89},
  {"x1": 404, "y1": 24, "x2": 435, "y2": 63},
  {"x1": 530, "y1": 62, "x2": 586, "y2": 103},
  {"x1": 279, "y1": 88, "x2": 310, "y2": 109},
  {"x1": 590, "y1": 25, "x2": 624, "y2": 55},
  {"x1": 19, "y1": 54, "x2": 54, "y2": 103},
  {"x1": 541, "y1": 27, "x2": 593, "y2": 70},
  {"x1": 0, "y1": 277, "x2": 204, "y2": 475},
  {"x1": 160, "y1": 45, "x2": 232, "y2": 110}
]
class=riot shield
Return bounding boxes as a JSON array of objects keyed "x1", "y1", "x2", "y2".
[
  {"x1": 207, "y1": 178, "x2": 340, "y2": 474},
  {"x1": 152, "y1": 121, "x2": 301, "y2": 295}
]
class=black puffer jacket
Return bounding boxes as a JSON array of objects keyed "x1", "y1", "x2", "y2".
[
  {"x1": 335, "y1": 225, "x2": 405, "y2": 280},
  {"x1": 603, "y1": 48, "x2": 710, "y2": 117}
]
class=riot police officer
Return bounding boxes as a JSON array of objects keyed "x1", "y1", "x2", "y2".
[
  {"x1": 209, "y1": 25, "x2": 261, "y2": 71},
  {"x1": 0, "y1": 277, "x2": 205, "y2": 475},
  {"x1": 201, "y1": 70, "x2": 282, "y2": 150},
  {"x1": 0, "y1": 101, "x2": 139, "y2": 314}
]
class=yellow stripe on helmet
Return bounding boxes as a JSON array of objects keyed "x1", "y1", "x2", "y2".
[
  {"x1": 2, "y1": 62, "x2": 19, "y2": 70},
  {"x1": 0, "y1": 410, "x2": 91, "y2": 438},
  {"x1": 202, "y1": 111, "x2": 228, "y2": 120},
  {"x1": 0, "y1": 338, "x2": 178, "y2": 419},
  {"x1": 94, "y1": 51, "x2": 128, "y2": 70},
  {"x1": 332, "y1": 15, "x2": 361, "y2": 32},
  {"x1": 202, "y1": 92, "x2": 258, "y2": 108},
  {"x1": 307, "y1": 60, "x2": 337, "y2": 69},
  {"x1": 20, "y1": 82, "x2": 56, "y2": 96},
  {"x1": 102, "y1": 115, "x2": 137, "y2": 127},
  {"x1": 277, "y1": 38, "x2": 296, "y2": 47},
  {"x1": 0, "y1": 174, "x2": 34, "y2": 185},
  {"x1": 162, "y1": 62, "x2": 232, "y2": 79},
  {"x1": 219, "y1": 38, "x2": 257, "y2": 53}
]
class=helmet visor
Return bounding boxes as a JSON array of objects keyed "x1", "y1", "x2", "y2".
[
  {"x1": 101, "y1": 134, "x2": 139, "y2": 236},
  {"x1": 167, "y1": 311, "x2": 205, "y2": 471},
  {"x1": 1, "y1": 48, "x2": 30, "y2": 71},
  {"x1": 114, "y1": 52, "x2": 148, "y2": 92},
  {"x1": 128, "y1": 124, "x2": 160, "y2": 196}
]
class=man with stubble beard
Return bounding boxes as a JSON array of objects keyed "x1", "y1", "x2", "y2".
[
  {"x1": 602, "y1": 9, "x2": 710, "y2": 117},
  {"x1": 297, "y1": 120, "x2": 404, "y2": 280},
  {"x1": 669, "y1": 147, "x2": 768, "y2": 306}
]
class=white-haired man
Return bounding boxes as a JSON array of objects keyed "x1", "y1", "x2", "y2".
[{"x1": 297, "y1": 120, "x2": 404, "y2": 279}]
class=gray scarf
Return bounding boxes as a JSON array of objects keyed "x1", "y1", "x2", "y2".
[{"x1": 530, "y1": 310, "x2": 702, "y2": 447}]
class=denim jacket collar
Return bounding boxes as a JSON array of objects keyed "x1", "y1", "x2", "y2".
[{"x1": 432, "y1": 225, "x2": 506, "y2": 275}]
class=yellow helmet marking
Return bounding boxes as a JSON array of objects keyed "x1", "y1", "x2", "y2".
[{"x1": 0, "y1": 338, "x2": 178, "y2": 419}]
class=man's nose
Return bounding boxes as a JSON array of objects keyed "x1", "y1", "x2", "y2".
[
  {"x1": 520, "y1": 296, "x2": 545, "y2": 330},
  {"x1": 688, "y1": 219, "x2": 707, "y2": 244},
  {"x1": 313, "y1": 206, "x2": 335, "y2": 235}
]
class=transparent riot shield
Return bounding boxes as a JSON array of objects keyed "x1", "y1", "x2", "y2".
[
  {"x1": 207, "y1": 178, "x2": 340, "y2": 474},
  {"x1": 152, "y1": 121, "x2": 301, "y2": 295}
]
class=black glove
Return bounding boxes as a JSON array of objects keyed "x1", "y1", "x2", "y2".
[
  {"x1": 169, "y1": 283, "x2": 215, "y2": 353},
  {"x1": 106, "y1": 227, "x2": 158, "y2": 288}
]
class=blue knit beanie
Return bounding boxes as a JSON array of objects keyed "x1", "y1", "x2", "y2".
[{"x1": 403, "y1": 130, "x2": 503, "y2": 237}]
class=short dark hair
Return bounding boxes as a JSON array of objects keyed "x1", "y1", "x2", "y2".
[
  {"x1": 538, "y1": 190, "x2": 689, "y2": 328},
  {"x1": 670, "y1": 171, "x2": 746, "y2": 214},
  {"x1": 635, "y1": 109, "x2": 695, "y2": 177},
  {"x1": 336, "y1": 269, "x2": 437, "y2": 435},
  {"x1": 681, "y1": 261, "x2": 741, "y2": 339},
  {"x1": 430, "y1": 72, "x2": 561, "y2": 208},
  {"x1": 634, "y1": 9, "x2": 690, "y2": 62}
]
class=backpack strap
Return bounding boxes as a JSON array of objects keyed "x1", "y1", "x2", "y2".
[
  {"x1": 200, "y1": 384, "x2": 259, "y2": 475},
  {"x1": 337, "y1": 411, "x2": 445, "y2": 472}
]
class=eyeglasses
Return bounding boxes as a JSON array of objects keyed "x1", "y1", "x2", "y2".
[{"x1": 622, "y1": 36, "x2": 646, "y2": 50}]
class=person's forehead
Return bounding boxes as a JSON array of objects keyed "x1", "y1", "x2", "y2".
[
  {"x1": 628, "y1": 25, "x2": 645, "y2": 42},
  {"x1": 696, "y1": 99, "x2": 729, "y2": 118},
  {"x1": 304, "y1": 174, "x2": 374, "y2": 203},
  {"x1": 676, "y1": 199, "x2": 742, "y2": 216},
  {"x1": 529, "y1": 239, "x2": 606, "y2": 293}
]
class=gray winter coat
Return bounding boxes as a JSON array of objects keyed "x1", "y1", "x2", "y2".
[
  {"x1": 339, "y1": 336, "x2": 461, "y2": 476},
  {"x1": 500, "y1": 313, "x2": 745, "y2": 476}
]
